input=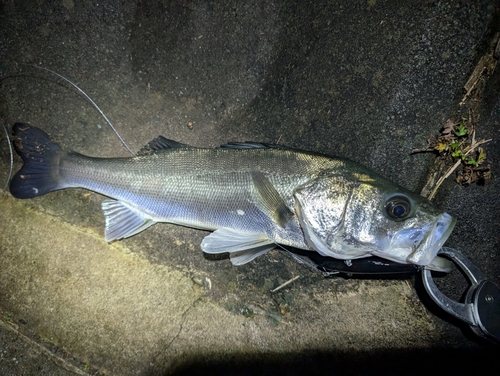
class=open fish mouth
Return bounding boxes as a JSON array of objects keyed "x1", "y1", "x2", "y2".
[
  {"x1": 379, "y1": 212, "x2": 456, "y2": 271},
  {"x1": 407, "y1": 213, "x2": 456, "y2": 266}
]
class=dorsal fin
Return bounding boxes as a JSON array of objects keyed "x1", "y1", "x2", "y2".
[
  {"x1": 137, "y1": 136, "x2": 193, "y2": 155},
  {"x1": 216, "y1": 142, "x2": 287, "y2": 150}
]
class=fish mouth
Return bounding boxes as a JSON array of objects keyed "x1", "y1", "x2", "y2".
[
  {"x1": 379, "y1": 212, "x2": 456, "y2": 271},
  {"x1": 407, "y1": 212, "x2": 456, "y2": 266}
]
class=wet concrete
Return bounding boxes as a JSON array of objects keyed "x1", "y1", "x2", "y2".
[{"x1": 0, "y1": 1, "x2": 499, "y2": 375}]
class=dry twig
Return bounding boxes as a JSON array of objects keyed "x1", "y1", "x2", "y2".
[
  {"x1": 427, "y1": 138, "x2": 491, "y2": 200},
  {"x1": 271, "y1": 275, "x2": 300, "y2": 292}
]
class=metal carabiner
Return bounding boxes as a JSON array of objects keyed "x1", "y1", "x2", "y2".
[{"x1": 422, "y1": 247, "x2": 500, "y2": 343}]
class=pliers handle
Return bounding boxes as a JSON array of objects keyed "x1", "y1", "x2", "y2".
[{"x1": 422, "y1": 247, "x2": 500, "y2": 344}]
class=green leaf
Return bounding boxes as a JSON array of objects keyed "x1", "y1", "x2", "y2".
[
  {"x1": 454, "y1": 123, "x2": 467, "y2": 137},
  {"x1": 477, "y1": 150, "x2": 486, "y2": 164}
]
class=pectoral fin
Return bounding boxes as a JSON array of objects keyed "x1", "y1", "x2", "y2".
[
  {"x1": 251, "y1": 170, "x2": 293, "y2": 228},
  {"x1": 201, "y1": 228, "x2": 275, "y2": 265},
  {"x1": 102, "y1": 200, "x2": 156, "y2": 242}
]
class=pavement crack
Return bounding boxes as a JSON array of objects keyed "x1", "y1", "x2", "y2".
[{"x1": 151, "y1": 296, "x2": 205, "y2": 364}]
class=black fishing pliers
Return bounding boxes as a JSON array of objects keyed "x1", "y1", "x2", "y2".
[{"x1": 285, "y1": 246, "x2": 500, "y2": 343}]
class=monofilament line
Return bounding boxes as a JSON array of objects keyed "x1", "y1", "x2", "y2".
[
  {"x1": 1, "y1": 121, "x2": 13, "y2": 191},
  {"x1": 32, "y1": 65, "x2": 136, "y2": 157}
]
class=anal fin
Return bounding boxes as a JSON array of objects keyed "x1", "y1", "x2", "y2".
[{"x1": 102, "y1": 200, "x2": 156, "y2": 242}]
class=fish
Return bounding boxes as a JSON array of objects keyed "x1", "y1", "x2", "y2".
[{"x1": 9, "y1": 122, "x2": 456, "y2": 271}]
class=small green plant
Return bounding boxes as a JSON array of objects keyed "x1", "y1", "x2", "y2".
[
  {"x1": 433, "y1": 118, "x2": 488, "y2": 168},
  {"x1": 414, "y1": 116, "x2": 491, "y2": 200},
  {"x1": 2, "y1": 315, "x2": 13, "y2": 323},
  {"x1": 454, "y1": 122, "x2": 468, "y2": 137}
]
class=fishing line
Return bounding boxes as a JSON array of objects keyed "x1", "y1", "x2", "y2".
[
  {"x1": 0, "y1": 64, "x2": 137, "y2": 189},
  {"x1": 29, "y1": 65, "x2": 137, "y2": 157},
  {"x1": 0, "y1": 64, "x2": 136, "y2": 157},
  {"x1": 0, "y1": 121, "x2": 13, "y2": 191}
]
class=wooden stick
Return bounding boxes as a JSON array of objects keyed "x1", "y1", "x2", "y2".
[{"x1": 271, "y1": 275, "x2": 300, "y2": 292}]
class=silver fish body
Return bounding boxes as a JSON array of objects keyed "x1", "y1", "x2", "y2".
[{"x1": 10, "y1": 123, "x2": 456, "y2": 270}]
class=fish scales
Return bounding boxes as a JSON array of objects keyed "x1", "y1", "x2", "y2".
[
  {"x1": 10, "y1": 123, "x2": 456, "y2": 270},
  {"x1": 59, "y1": 147, "x2": 328, "y2": 246}
]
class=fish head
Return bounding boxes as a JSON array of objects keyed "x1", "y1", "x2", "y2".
[{"x1": 294, "y1": 168, "x2": 456, "y2": 272}]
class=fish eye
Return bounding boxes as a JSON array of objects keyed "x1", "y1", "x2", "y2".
[{"x1": 385, "y1": 196, "x2": 411, "y2": 219}]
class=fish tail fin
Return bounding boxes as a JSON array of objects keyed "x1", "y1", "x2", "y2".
[{"x1": 9, "y1": 123, "x2": 65, "y2": 198}]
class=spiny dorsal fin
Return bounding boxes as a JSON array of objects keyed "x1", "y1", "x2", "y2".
[
  {"x1": 137, "y1": 136, "x2": 193, "y2": 155},
  {"x1": 216, "y1": 142, "x2": 287, "y2": 150}
]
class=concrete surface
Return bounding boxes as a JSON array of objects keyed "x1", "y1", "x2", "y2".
[{"x1": 0, "y1": 0, "x2": 499, "y2": 375}]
